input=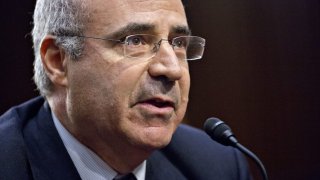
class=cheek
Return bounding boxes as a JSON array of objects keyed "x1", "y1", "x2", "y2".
[
  {"x1": 176, "y1": 69, "x2": 190, "y2": 118},
  {"x1": 72, "y1": 60, "x2": 148, "y2": 122},
  {"x1": 179, "y1": 69, "x2": 191, "y2": 105},
  {"x1": 67, "y1": 67, "x2": 116, "y2": 124},
  {"x1": 66, "y1": 56, "x2": 124, "y2": 121},
  {"x1": 111, "y1": 59, "x2": 151, "y2": 101}
]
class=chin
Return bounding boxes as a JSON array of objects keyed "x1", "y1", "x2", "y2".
[
  {"x1": 124, "y1": 111, "x2": 181, "y2": 150},
  {"x1": 134, "y1": 126, "x2": 175, "y2": 150}
]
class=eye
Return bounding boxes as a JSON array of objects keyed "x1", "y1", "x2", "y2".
[
  {"x1": 173, "y1": 37, "x2": 188, "y2": 49},
  {"x1": 126, "y1": 35, "x2": 146, "y2": 46}
]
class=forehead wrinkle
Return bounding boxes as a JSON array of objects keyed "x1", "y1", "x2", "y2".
[
  {"x1": 128, "y1": 0, "x2": 185, "y2": 13},
  {"x1": 105, "y1": 22, "x2": 190, "y2": 39}
]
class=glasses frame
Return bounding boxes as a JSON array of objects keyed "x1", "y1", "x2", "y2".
[{"x1": 65, "y1": 34, "x2": 205, "y2": 61}]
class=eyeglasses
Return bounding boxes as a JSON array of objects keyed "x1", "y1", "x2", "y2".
[{"x1": 75, "y1": 34, "x2": 205, "y2": 61}]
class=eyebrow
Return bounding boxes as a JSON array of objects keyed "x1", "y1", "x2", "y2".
[{"x1": 171, "y1": 25, "x2": 192, "y2": 36}]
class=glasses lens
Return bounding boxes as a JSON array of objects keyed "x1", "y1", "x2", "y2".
[
  {"x1": 124, "y1": 34, "x2": 157, "y2": 59},
  {"x1": 174, "y1": 36, "x2": 205, "y2": 61}
]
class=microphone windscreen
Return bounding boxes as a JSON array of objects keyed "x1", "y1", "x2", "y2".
[{"x1": 203, "y1": 117, "x2": 234, "y2": 146}]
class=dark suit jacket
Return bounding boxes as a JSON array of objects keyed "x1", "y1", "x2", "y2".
[{"x1": 0, "y1": 97, "x2": 251, "y2": 180}]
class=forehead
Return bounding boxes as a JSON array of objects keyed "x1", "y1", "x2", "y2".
[{"x1": 86, "y1": 0, "x2": 188, "y2": 36}]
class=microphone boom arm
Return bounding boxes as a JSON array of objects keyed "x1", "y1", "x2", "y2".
[{"x1": 235, "y1": 142, "x2": 268, "y2": 180}]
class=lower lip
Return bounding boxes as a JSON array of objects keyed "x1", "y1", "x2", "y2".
[{"x1": 135, "y1": 103, "x2": 174, "y2": 114}]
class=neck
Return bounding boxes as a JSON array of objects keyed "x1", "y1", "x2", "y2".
[
  {"x1": 74, "y1": 131, "x2": 152, "y2": 174},
  {"x1": 48, "y1": 91, "x2": 153, "y2": 174}
]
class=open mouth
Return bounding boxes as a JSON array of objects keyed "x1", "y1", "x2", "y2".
[
  {"x1": 143, "y1": 99, "x2": 175, "y2": 109},
  {"x1": 135, "y1": 96, "x2": 176, "y2": 111}
]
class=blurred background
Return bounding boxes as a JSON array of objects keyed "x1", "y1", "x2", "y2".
[{"x1": 1, "y1": 0, "x2": 319, "y2": 179}]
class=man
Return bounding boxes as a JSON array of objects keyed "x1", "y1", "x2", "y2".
[{"x1": 0, "y1": 0, "x2": 251, "y2": 179}]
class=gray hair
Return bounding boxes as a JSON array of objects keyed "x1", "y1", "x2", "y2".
[{"x1": 32, "y1": 0, "x2": 90, "y2": 96}]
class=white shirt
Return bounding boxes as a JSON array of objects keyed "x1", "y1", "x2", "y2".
[{"x1": 52, "y1": 112, "x2": 146, "y2": 180}]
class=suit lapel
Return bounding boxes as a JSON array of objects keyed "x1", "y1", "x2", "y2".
[{"x1": 23, "y1": 102, "x2": 81, "y2": 180}]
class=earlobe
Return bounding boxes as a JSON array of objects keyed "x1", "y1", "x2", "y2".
[{"x1": 40, "y1": 35, "x2": 68, "y2": 87}]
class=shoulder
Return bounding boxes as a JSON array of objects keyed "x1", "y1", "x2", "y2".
[
  {"x1": 160, "y1": 124, "x2": 251, "y2": 180},
  {"x1": 0, "y1": 97, "x2": 45, "y2": 178},
  {"x1": 170, "y1": 124, "x2": 236, "y2": 157},
  {"x1": 168, "y1": 124, "x2": 241, "y2": 161},
  {"x1": 0, "y1": 96, "x2": 45, "y2": 134},
  {"x1": 0, "y1": 96, "x2": 45, "y2": 151}
]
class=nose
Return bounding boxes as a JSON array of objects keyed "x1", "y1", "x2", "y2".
[{"x1": 148, "y1": 41, "x2": 183, "y2": 81}]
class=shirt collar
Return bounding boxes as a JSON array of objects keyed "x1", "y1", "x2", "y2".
[{"x1": 52, "y1": 111, "x2": 146, "y2": 180}]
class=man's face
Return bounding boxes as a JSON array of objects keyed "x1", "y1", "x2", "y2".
[{"x1": 65, "y1": 0, "x2": 190, "y2": 151}]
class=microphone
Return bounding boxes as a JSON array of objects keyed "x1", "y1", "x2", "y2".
[{"x1": 204, "y1": 117, "x2": 268, "y2": 180}]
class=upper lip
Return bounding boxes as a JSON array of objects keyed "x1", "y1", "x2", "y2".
[{"x1": 135, "y1": 95, "x2": 176, "y2": 110}]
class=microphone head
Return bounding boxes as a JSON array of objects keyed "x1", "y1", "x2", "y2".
[{"x1": 203, "y1": 117, "x2": 237, "y2": 146}]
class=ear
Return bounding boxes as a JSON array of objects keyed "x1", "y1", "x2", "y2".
[{"x1": 40, "y1": 35, "x2": 68, "y2": 87}]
